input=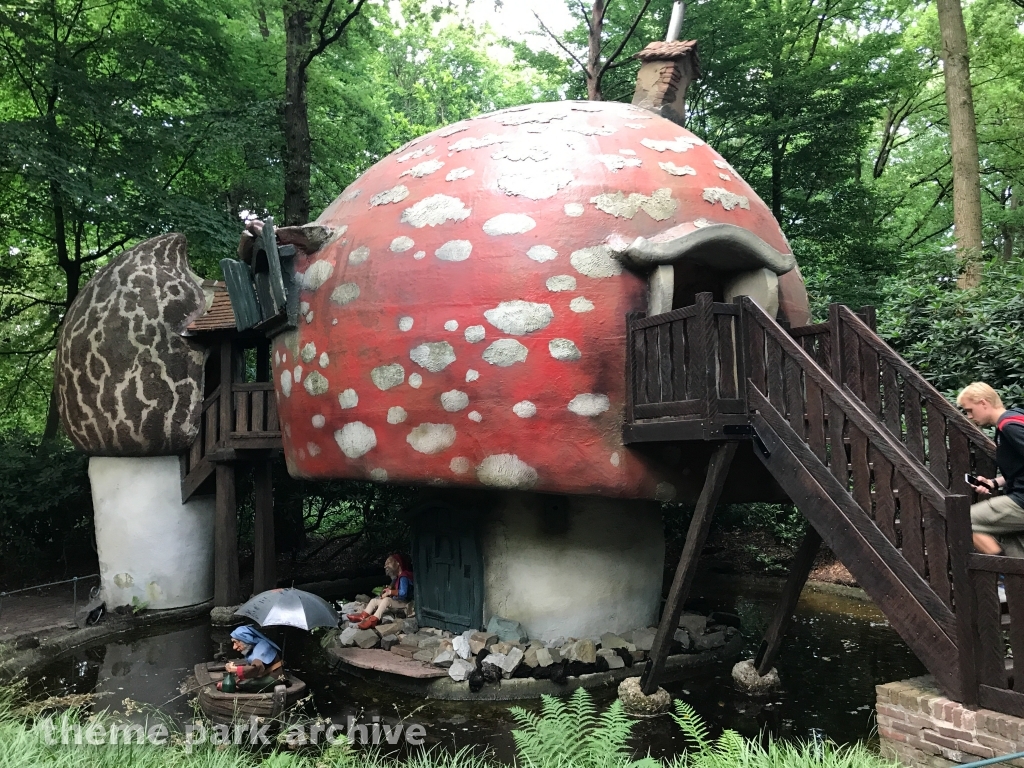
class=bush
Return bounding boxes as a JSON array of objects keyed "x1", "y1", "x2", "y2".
[{"x1": 0, "y1": 434, "x2": 93, "y2": 584}]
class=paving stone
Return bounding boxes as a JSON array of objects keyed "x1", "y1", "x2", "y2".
[
  {"x1": 413, "y1": 649, "x2": 436, "y2": 662},
  {"x1": 628, "y1": 627, "x2": 657, "y2": 652},
  {"x1": 535, "y1": 647, "x2": 554, "y2": 667},
  {"x1": 390, "y1": 645, "x2": 416, "y2": 659},
  {"x1": 353, "y1": 629, "x2": 380, "y2": 649},
  {"x1": 453, "y1": 634, "x2": 472, "y2": 660},
  {"x1": 600, "y1": 633, "x2": 630, "y2": 650},
  {"x1": 402, "y1": 618, "x2": 419, "y2": 634},
  {"x1": 432, "y1": 649, "x2": 456, "y2": 668},
  {"x1": 448, "y1": 658, "x2": 475, "y2": 682},
  {"x1": 500, "y1": 647, "x2": 525, "y2": 677},
  {"x1": 377, "y1": 621, "x2": 404, "y2": 637},
  {"x1": 486, "y1": 615, "x2": 529, "y2": 643},
  {"x1": 571, "y1": 639, "x2": 597, "y2": 664},
  {"x1": 339, "y1": 626, "x2": 361, "y2": 647},
  {"x1": 492, "y1": 641, "x2": 513, "y2": 655},
  {"x1": 381, "y1": 635, "x2": 400, "y2": 652},
  {"x1": 673, "y1": 628, "x2": 692, "y2": 650},
  {"x1": 604, "y1": 653, "x2": 625, "y2": 670},
  {"x1": 693, "y1": 630, "x2": 726, "y2": 651}
]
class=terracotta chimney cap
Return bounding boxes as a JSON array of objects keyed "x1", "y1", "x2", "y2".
[{"x1": 634, "y1": 40, "x2": 699, "y2": 63}]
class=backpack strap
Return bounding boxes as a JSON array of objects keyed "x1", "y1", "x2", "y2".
[{"x1": 998, "y1": 415, "x2": 1024, "y2": 432}]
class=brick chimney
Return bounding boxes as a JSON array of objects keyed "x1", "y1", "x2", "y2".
[{"x1": 630, "y1": 40, "x2": 701, "y2": 127}]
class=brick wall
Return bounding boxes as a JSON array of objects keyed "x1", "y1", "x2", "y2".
[{"x1": 877, "y1": 676, "x2": 1024, "y2": 768}]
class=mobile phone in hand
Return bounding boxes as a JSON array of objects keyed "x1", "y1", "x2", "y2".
[{"x1": 966, "y1": 473, "x2": 996, "y2": 491}]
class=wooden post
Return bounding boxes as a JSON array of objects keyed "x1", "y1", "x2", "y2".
[
  {"x1": 219, "y1": 338, "x2": 234, "y2": 442},
  {"x1": 695, "y1": 292, "x2": 717, "y2": 424},
  {"x1": 947, "y1": 493, "x2": 979, "y2": 705},
  {"x1": 214, "y1": 462, "x2": 241, "y2": 606},
  {"x1": 754, "y1": 527, "x2": 822, "y2": 675},
  {"x1": 828, "y1": 303, "x2": 843, "y2": 388},
  {"x1": 253, "y1": 458, "x2": 277, "y2": 594},
  {"x1": 640, "y1": 441, "x2": 738, "y2": 694}
]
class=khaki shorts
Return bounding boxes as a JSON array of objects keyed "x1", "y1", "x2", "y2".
[{"x1": 971, "y1": 495, "x2": 1024, "y2": 557}]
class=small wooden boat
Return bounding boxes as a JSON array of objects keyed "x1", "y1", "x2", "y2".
[{"x1": 194, "y1": 662, "x2": 307, "y2": 724}]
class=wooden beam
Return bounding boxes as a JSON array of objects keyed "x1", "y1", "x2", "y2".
[
  {"x1": 214, "y1": 462, "x2": 241, "y2": 606},
  {"x1": 640, "y1": 441, "x2": 738, "y2": 694},
  {"x1": 253, "y1": 459, "x2": 277, "y2": 594},
  {"x1": 754, "y1": 527, "x2": 822, "y2": 675}
]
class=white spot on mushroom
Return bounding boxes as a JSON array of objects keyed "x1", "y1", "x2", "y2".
[
  {"x1": 398, "y1": 316, "x2": 414, "y2": 332},
  {"x1": 714, "y1": 159, "x2": 731, "y2": 169},
  {"x1": 387, "y1": 406, "x2": 408, "y2": 424},
  {"x1": 280, "y1": 369, "x2": 292, "y2": 397},
  {"x1": 371, "y1": 363, "x2": 405, "y2": 391},
  {"x1": 303, "y1": 370, "x2": 328, "y2": 396},
  {"x1": 338, "y1": 389, "x2": 358, "y2": 409},
  {"x1": 593, "y1": 155, "x2": 642, "y2": 172},
  {"x1": 448, "y1": 133, "x2": 511, "y2": 152},
  {"x1": 482, "y1": 339, "x2": 528, "y2": 366},
  {"x1": 468, "y1": 411, "x2": 482, "y2": 422},
  {"x1": 611, "y1": 452, "x2": 621, "y2": 467},
  {"x1": 301, "y1": 342, "x2": 317, "y2": 364},
  {"x1": 436, "y1": 240, "x2": 472, "y2": 261},
  {"x1": 396, "y1": 145, "x2": 435, "y2": 163},
  {"x1": 625, "y1": 123, "x2": 644, "y2": 129},
  {"x1": 568, "y1": 393, "x2": 610, "y2": 416},
  {"x1": 340, "y1": 187, "x2": 362, "y2": 201},
  {"x1": 564, "y1": 203, "x2": 584, "y2": 217},
  {"x1": 330, "y1": 283, "x2": 360, "y2": 306},
  {"x1": 441, "y1": 390, "x2": 469, "y2": 412},
  {"x1": 298, "y1": 302, "x2": 309, "y2": 316},
  {"x1": 413, "y1": 251, "x2": 426, "y2": 260},
  {"x1": 438, "y1": 123, "x2": 470, "y2": 137},
  {"x1": 546, "y1": 275, "x2": 576, "y2": 292},
  {"x1": 619, "y1": 149, "x2": 637, "y2": 155},
  {"x1": 332, "y1": 319, "x2": 338, "y2": 325},
  {"x1": 400, "y1": 194, "x2": 472, "y2": 227},
  {"x1": 641, "y1": 135, "x2": 705, "y2": 153},
  {"x1": 370, "y1": 185, "x2": 410, "y2": 207},
  {"x1": 477, "y1": 454, "x2": 538, "y2": 490},
  {"x1": 484, "y1": 301, "x2": 554, "y2": 335},
  {"x1": 466, "y1": 369, "x2": 479, "y2": 382},
  {"x1": 492, "y1": 144, "x2": 551, "y2": 162},
  {"x1": 694, "y1": 218, "x2": 712, "y2": 228},
  {"x1": 655, "y1": 481, "x2": 677, "y2": 501},
  {"x1": 275, "y1": 351, "x2": 280, "y2": 365},
  {"x1": 496, "y1": 168, "x2": 574, "y2": 200},
  {"x1": 513, "y1": 400, "x2": 537, "y2": 418},
  {"x1": 570, "y1": 246, "x2": 623, "y2": 278},
  {"x1": 527, "y1": 245, "x2": 558, "y2": 263},
  {"x1": 410, "y1": 342, "x2": 457, "y2": 372},
  {"x1": 307, "y1": 442, "x2": 321, "y2": 457},
  {"x1": 659, "y1": 161, "x2": 697, "y2": 176},
  {"x1": 312, "y1": 414, "x2": 326, "y2": 429},
  {"x1": 702, "y1": 187, "x2": 750, "y2": 211},
  {"x1": 349, "y1": 245, "x2": 370, "y2": 265},
  {"x1": 549, "y1": 338, "x2": 582, "y2": 361},
  {"x1": 305, "y1": 312, "x2": 314, "y2": 323},
  {"x1": 450, "y1": 457, "x2": 471, "y2": 474},
  {"x1": 445, "y1": 167, "x2": 475, "y2": 181},
  {"x1": 590, "y1": 188, "x2": 677, "y2": 221},
  {"x1": 409, "y1": 373, "x2": 423, "y2": 388},
  {"x1": 369, "y1": 468, "x2": 388, "y2": 482},
  {"x1": 293, "y1": 365, "x2": 303, "y2": 383},
  {"x1": 335, "y1": 422, "x2": 377, "y2": 458},
  {"x1": 302, "y1": 261, "x2": 334, "y2": 290},
  {"x1": 406, "y1": 423, "x2": 457, "y2": 454},
  {"x1": 400, "y1": 159, "x2": 444, "y2": 178},
  {"x1": 390, "y1": 236, "x2": 415, "y2": 253},
  {"x1": 319, "y1": 352, "x2": 329, "y2": 368},
  {"x1": 719, "y1": 173, "x2": 732, "y2": 182},
  {"x1": 482, "y1": 213, "x2": 536, "y2": 236},
  {"x1": 444, "y1": 320, "x2": 458, "y2": 331}
]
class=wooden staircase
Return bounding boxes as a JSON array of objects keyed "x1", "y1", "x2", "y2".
[{"x1": 630, "y1": 293, "x2": 1021, "y2": 715}]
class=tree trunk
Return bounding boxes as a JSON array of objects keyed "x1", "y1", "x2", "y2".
[
  {"x1": 1003, "y1": 186, "x2": 1017, "y2": 261},
  {"x1": 284, "y1": 2, "x2": 312, "y2": 226},
  {"x1": 936, "y1": 0, "x2": 983, "y2": 288},
  {"x1": 586, "y1": 0, "x2": 605, "y2": 101}
]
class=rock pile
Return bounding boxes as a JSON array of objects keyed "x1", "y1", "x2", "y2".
[{"x1": 324, "y1": 603, "x2": 741, "y2": 689}]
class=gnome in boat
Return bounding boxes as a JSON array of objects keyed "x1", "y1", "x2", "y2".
[{"x1": 219, "y1": 625, "x2": 285, "y2": 692}]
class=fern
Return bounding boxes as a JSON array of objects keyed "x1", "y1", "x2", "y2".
[{"x1": 669, "y1": 700, "x2": 713, "y2": 756}]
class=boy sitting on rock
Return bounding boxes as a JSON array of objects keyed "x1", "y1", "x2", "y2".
[{"x1": 347, "y1": 553, "x2": 413, "y2": 630}]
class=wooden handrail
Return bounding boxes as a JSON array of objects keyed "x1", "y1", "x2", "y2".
[
  {"x1": 836, "y1": 305, "x2": 996, "y2": 458},
  {"x1": 232, "y1": 381, "x2": 277, "y2": 392},
  {"x1": 743, "y1": 297, "x2": 952, "y2": 512},
  {"x1": 202, "y1": 386, "x2": 221, "y2": 410}
]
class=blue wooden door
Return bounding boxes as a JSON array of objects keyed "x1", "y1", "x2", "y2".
[{"x1": 412, "y1": 506, "x2": 483, "y2": 633}]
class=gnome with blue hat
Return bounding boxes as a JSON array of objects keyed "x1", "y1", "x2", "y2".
[{"x1": 218, "y1": 625, "x2": 284, "y2": 692}]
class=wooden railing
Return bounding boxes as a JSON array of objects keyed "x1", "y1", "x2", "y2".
[
  {"x1": 740, "y1": 296, "x2": 975, "y2": 701},
  {"x1": 232, "y1": 382, "x2": 279, "y2": 437},
  {"x1": 968, "y1": 553, "x2": 1024, "y2": 715}
]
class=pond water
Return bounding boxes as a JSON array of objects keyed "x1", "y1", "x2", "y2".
[{"x1": 23, "y1": 574, "x2": 924, "y2": 760}]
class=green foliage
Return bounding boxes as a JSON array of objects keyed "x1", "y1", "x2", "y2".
[
  {"x1": 878, "y1": 256, "x2": 1024, "y2": 406},
  {"x1": 0, "y1": 433, "x2": 92, "y2": 582},
  {"x1": 509, "y1": 688, "x2": 659, "y2": 768}
]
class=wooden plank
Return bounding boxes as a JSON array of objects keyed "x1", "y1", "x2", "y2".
[
  {"x1": 252, "y1": 388, "x2": 265, "y2": 433},
  {"x1": 634, "y1": 400, "x2": 703, "y2": 419},
  {"x1": 231, "y1": 382, "x2": 277, "y2": 392},
  {"x1": 640, "y1": 442, "x2": 738, "y2": 694},
  {"x1": 630, "y1": 303, "x2": 698, "y2": 329},
  {"x1": 623, "y1": 419, "x2": 708, "y2": 444},
  {"x1": 948, "y1": 428, "x2": 971, "y2": 498},
  {"x1": 205, "y1": 403, "x2": 219, "y2": 451},
  {"x1": 266, "y1": 394, "x2": 280, "y2": 432},
  {"x1": 645, "y1": 326, "x2": 662, "y2": 403},
  {"x1": 219, "y1": 340, "x2": 234, "y2": 440},
  {"x1": 625, "y1": 313, "x2": 637, "y2": 424},
  {"x1": 748, "y1": 397, "x2": 960, "y2": 694},
  {"x1": 634, "y1": 317, "x2": 649, "y2": 406},
  {"x1": 861, "y1": 342, "x2": 882, "y2": 418},
  {"x1": 881, "y1": 361, "x2": 902, "y2": 438},
  {"x1": 828, "y1": 403, "x2": 848, "y2": 487},
  {"x1": 897, "y1": 473, "x2": 927, "y2": 578},
  {"x1": 754, "y1": 527, "x2": 822, "y2": 675},
  {"x1": 784, "y1": 355, "x2": 805, "y2": 440},
  {"x1": 659, "y1": 323, "x2": 674, "y2": 402},
  {"x1": 252, "y1": 459, "x2": 276, "y2": 594},
  {"x1": 671, "y1": 318, "x2": 688, "y2": 401},
  {"x1": 214, "y1": 463, "x2": 241, "y2": 607},
  {"x1": 696, "y1": 293, "x2": 718, "y2": 422},
  {"x1": 978, "y1": 686, "x2": 1024, "y2": 719},
  {"x1": 717, "y1": 314, "x2": 738, "y2": 399},
  {"x1": 904, "y1": 381, "x2": 926, "y2": 461},
  {"x1": 767, "y1": 338, "x2": 785, "y2": 411},
  {"x1": 841, "y1": 320, "x2": 863, "y2": 399},
  {"x1": 234, "y1": 391, "x2": 248, "y2": 434},
  {"x1": 924, "y1": 505, "x2": 952, "y2": 607},
  {"x1": 828, "y1": 304, "x2": 844, "y2": 386},
  {"x1": 969, "y1": 553, "x2": 1024, "y2": 576},
  {"x1": 973, "y1": 569, "x2": 1006, "y2": 688},
  {"x1": 947, "y1": 492, "x2": 978, "y2": 705},
  {"x1": 746, "y1": 313, "x2": 767, "y2": 395},
  {"x1": 1005, "y1": 575, "x2": 1024, "y2": 689},
  {"x1": 181, "y1": 457, "x2": 215, "y2": 503},
  {"x1": 788, "y1": 322, "x2": 830, "y2": 338},
  {"x1": 927, "y1": 403, "x2": 950, "y2": 487},
  {"x1": 849, "y1": 426, "x2": 871, "y2": 514},
  {"x1": 806, "y1": 378, "x2": 826, "y2": 463},
  {"x1": 870, "y1": 445, "x2": 897, "y2": 545}
]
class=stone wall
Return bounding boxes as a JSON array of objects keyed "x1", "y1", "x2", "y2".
[{"x1": 877, "y1": 676, "x2": 1024, "y2": 768}]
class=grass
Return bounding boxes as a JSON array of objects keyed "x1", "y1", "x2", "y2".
[{"x1": 0, "y1": 684, "x2": 899, "y2": 768}]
